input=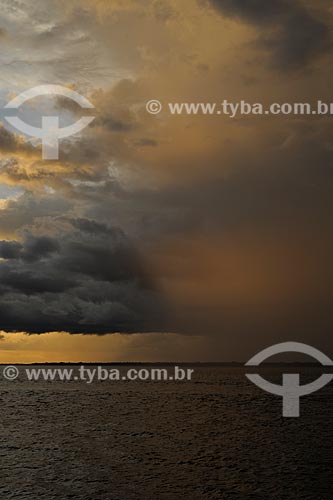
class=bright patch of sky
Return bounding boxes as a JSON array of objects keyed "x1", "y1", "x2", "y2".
[{"x1": 0, "y1": 182, "x2": 24, "y2": 200}]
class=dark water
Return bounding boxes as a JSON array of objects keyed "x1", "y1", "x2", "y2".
[{"x1": 0, "y1": 366, "x2": 332, "y2": 499}]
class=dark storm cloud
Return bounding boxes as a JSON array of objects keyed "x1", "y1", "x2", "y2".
[
  {"x1": 71, "y1": 125, "x2": 333, "y2": 353},
  {"x1": 25, "y1": 235, "x2": 60, "y2": 260},
  {"x1": 83, "y1": 128, "x2": 333, "y2": 239},
  {"x1": 0, "y1": 240, "x2": 22, "y2": 259},
  {"x1": 0, "y1": 219, "x2": 166, "y2": 333},
  {"x1": 209, "y1": 0, "x2": 331, "y2": 69}
]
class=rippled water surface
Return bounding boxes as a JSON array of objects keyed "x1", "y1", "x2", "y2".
[{"x1": 0, "y1": 366, "x2": 332, "y2": 499}]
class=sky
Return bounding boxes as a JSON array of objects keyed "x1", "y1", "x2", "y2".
[{"x1": 0, "y1": 0, "x2": 332, "y2": 362}]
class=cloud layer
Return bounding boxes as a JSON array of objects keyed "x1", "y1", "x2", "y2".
[{"x1": 0, "y1": 218, "x2": 166, "y2": 333}]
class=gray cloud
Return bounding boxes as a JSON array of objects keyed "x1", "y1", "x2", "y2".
[
  {"x1": 209, "y1": 0, "x2": 331, "y2": 69},
  {"x1": 0, "y1": 240, "x2": 22, "y2": 259},
  {"x1": 0, "y1": 191, "x2": 72, "y2": 236},
  {"x1": 0, "y1": 218, "x2": 167, "y2": 333}
]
